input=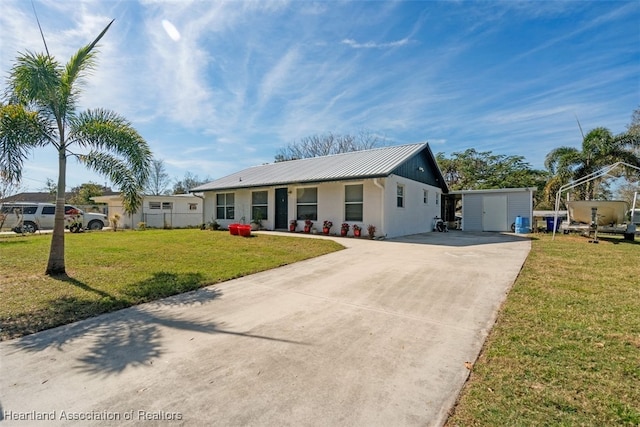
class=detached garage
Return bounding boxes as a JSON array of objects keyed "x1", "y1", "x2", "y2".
[{"x1": 453, "y1": 188, "x2": 535, "y2": 232}]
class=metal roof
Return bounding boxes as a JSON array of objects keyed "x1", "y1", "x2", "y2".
[{"x1": 191, "y1": 143, "x2": 430, "y2": 192}]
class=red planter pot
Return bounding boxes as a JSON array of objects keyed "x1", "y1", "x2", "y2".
[
  {"x1": 304, "y1": 226, "x2": 311, "y2": 233},
  {"x1": 354, "y1": 229, "x2": 361, "y2": 238},
  {"x1": 340, "y1": 229, "x2": 348, "y2": 237},
  {"x1": 238, "y1": 224, "x2": 252, "y2": 237},
  {"x1": 229, "y1": 223, "x2": 240, "y2": 235},
  {"x1": 289, "y1": 225, "x2": 296, "y2": 232}
]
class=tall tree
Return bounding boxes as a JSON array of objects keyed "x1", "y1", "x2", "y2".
[
  {"x1": 544, "y1": 126, "x2": 640, "y2": 201},
  {"x1": 436, "y1": 149, "x2": 547, "y2": 191},
  {"x1": 173, "y1": 172, "x2": 209, "y2": 194},
  {"x1": 146, "y1": 158, "x2": 171, "y2": 195},
  {"x1": 0, "y1": 20, "x2": 152, "y2": 275},
  {"x1": 41, "y1": 178, "x2": 58, "y2": 199},
  {"x1": 68, "y1": 182, "x2": 106, "y2": 206},
  {"x1": 275, "y1": 131, "x2": 384, "y2": 162}
]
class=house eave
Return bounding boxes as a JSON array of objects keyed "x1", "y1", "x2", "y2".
[{"x1": 190, "y1": 174, "x2": 391, "y2": 193}]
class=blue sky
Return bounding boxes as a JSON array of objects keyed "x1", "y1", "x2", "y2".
[{"x1": 1, "y1": 0, "x2": 639, "y2": 192}]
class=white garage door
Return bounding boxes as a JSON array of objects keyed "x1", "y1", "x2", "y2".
[{"x1": 483, "y1": 195, "x2": 508, "y2": 231}]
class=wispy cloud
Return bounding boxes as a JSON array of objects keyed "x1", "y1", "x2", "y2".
[
  {"x1": 341, "y1": 37, "x2": 411, "y2": 49},
  {"x1": 1, "y1": 0, "x2": 638, "y2": 190}
]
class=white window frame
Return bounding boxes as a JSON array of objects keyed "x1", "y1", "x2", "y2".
[
  {"x1": 397, "y1": 184, "x2": 405, "y2": 208},
  {"x1": 188, "y1": 203, "x2": 198, "y2": 211},
  {"x1": 216, "y1": 193, "x2": 235, "y2": 220},
  {"x1": 296, "y1": 187, "x2": 318, "y2": 220},
  {"x1": 423, "y1": 189, "x2": 429, "y2": 205},
  {"x1": 251, "y1": 190, "x2": 268, "y2": 220},
  {"x1": 345, "y1": 184, "x2": 363, "y2": 222},
  {"x1": 149, "y1": 201, "x2": 161, "y2": 210}
]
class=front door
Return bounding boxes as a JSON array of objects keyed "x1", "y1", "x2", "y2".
[
  {"x1": 482, "y1": 195, "x2": 508, "y2": 231},
  {"x1": 275, "y1": 188, "x2": 288, "y2": 229}
]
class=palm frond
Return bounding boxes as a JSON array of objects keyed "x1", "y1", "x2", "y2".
[
  {"x1": 544, "y1": 146, "x2": 581, "y2": 174},
  {"x1": 60, "y1": 20, "x2": 114, "y2": 123},
  {"x1": 80, "y1": 151, "x2": 145, "y2": 214},
  {"x1": 8, "y1": 52, "x2": 62, "y2": 112},
  {"x1": 70, "y1": 108, "x2": 151, "y2": 213},
  {"x1": 0, "y1": 103, "x2": 52, "y2": 182}
]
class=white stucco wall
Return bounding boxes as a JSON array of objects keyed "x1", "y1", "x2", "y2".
[
  {"x1": 289, "y1": 180, "x2": 384, "y2": 237},
  {"x1": 382, "y1": 175, "x2": 443, "y2": 238},
  {"x1": 206, "y1": 181, "x2": 385, "y2": 237}
]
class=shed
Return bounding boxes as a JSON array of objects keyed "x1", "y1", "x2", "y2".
[{"x1": 451, "y1": 188, "x2": 535, "y2": 232}]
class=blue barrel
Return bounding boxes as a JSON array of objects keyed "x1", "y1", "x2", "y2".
[
  {"x1": 515, "y1": 216, "x2": 530, "y2": 234},
  {"x1": 545, "y1": 216, "x2": 559, "y2": 232}
]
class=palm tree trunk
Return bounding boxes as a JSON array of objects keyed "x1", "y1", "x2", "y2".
[{"x1": 45, "y1": 146, "x2": 67, "y2": 275}]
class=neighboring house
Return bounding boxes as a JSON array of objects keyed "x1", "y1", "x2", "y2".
[
  {"x1": 190, "y1": 143, "x2": 449, "y2": 239},
  {"x1": 92, "y1": 194, "x2": 204, "y2": 229},
  {"x1": 451, "y1": 188, "x2": 536, "y2": 232}
]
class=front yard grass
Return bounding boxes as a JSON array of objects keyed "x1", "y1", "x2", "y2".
[
  {"x1": 0, "y1": 229, "x2": 343, "y2": 341},
  {"x1": 447, "y1": 233, "x2": 640, "y2": 426}
]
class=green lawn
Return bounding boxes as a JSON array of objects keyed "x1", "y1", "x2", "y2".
[
  {"x1": 0, "y1": 229, "x2": 343, "y2": 340},
  {"x1": 2, "y1": 229, "x2": 638, "y2": 424},
  {"x1": 447, "y1": 233, "x2": 640, "y2": 426}
]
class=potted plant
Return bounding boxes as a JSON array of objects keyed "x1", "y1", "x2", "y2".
[
  {"x1": 304, "y1": 219, "x2": 313, "y2": 233},
  {"x1": 367, "y1": 224, "x2": 376, "y2": 239},
  {"x1": 341, "y1": 223, "x2": 350, "y2": 237},
  {"x1": 289, "y1": 220, "x2": 297, "y2": 232},
  {"x1": 353, "y1": 224, "x2": 362, "y2": 237},
  {"x1": 322, "y1": 220, "x2": 333, "y2": 235},
  {"x1": 251, "y1": 211, "x2": 264, "y2": 230}
]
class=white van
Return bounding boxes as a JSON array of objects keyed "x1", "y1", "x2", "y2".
[{"x1": 0, "y1": 202, "x2": 107, "y2": 233}]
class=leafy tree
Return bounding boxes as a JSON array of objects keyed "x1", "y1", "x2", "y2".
[
  {"x1": 0, "y1": 20, "x2": 152, "y2": 275},
  {"x1": 146, "y1": 158, "x2": 171, "y2": 195},
  {"x1": 275, "y1": 131, "x2": 384, "y2": 162},
  {"x1": 68, "y1": 182, "x2": 106, "y2": 206},
  {"x1": 42, "y1": 178, "x2": 57, "y2": 199},
  {"x1": 544, "y1": 126, "x2": 640, "y2": 202},
  {"x1": 173, "y1": 172, "x2": 210, "y2": 194},
  {"x1": 436, "y1": 149, "x2": 547, "y2": 191}
]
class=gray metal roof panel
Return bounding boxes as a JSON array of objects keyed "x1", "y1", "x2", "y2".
[{"x1": 192, "y1": 143, "x2": 428, "y2": 191}]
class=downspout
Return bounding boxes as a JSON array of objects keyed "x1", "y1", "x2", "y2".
[
  {"x1": 373, "y1": 178, "x2": 385, "y2": 237},
  {"x1": 193, "y1": 193, "x2": 205, "y2": 226}
]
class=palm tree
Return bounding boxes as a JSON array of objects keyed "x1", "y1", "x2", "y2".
[
  {"x1": 0, "y1": 20, "x2": 151, "y2": 275},
  {"x1": 544, "y1": 127, "x2": 640, "y2": 202}
]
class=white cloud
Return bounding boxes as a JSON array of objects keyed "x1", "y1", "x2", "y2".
[
  {"x1": 161, "y1": 19, "x2": 181, "y2": 41},
  {"x1": 341, "y1": 37, "x2": 411, "y2": 49}
]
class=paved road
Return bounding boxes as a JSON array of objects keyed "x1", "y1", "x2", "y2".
[{"x1": 0, "y1": 231, "x2": 530, "y2": 426}]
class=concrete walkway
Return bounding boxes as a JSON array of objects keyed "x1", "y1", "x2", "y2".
[{"x1": 0, "y1": 231, "x2": 530, "y2": 426}]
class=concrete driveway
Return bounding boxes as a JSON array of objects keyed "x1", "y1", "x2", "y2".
[{"x1": 0, "y1": 231, "x2": 530, "y2": 426}]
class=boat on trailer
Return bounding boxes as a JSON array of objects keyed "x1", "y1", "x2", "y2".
[{"x1": 566, "y1": 200, "x2": 629, "y2": 226}]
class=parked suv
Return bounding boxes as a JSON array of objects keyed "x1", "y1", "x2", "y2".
[{"x1": 0, "y1": 202, "x2": 107, "y2": 233}]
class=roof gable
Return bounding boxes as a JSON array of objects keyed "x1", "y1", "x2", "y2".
[{"x1": 192, "y1": 143, "x2": 448, "y2": 192}]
